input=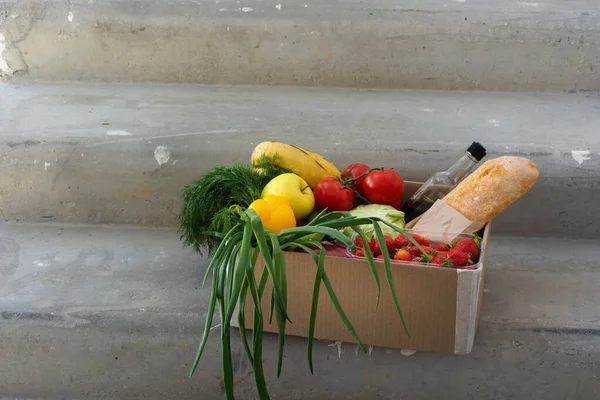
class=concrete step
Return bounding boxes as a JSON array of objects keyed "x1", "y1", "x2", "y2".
[
  {"x1": 1, "y1": 81, "x2": 599, "y2": 238},
  {"x1": 0, "y1": 223, "x2": 599, "y2": 399},
  {"x1": 1, "y1": 0, "x2": 599, "y2": 91}
]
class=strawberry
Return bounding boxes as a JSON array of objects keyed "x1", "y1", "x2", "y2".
[
  {"x1": 453, "y1": 238, "x2": 479, "y2": 260},
  {"x1": 409, "y1": 245, "x2": 434, "y2": 258},
  {"x1": 393, "y1": 249, "x2": 412, "y2": 262},
  {"x1": 373, "y1": 236, "x2": 395, "y2": 255},
  {"x1": 410, "y1": 233, "x2": 430, "y2": 247},
  {"x1": 429, "y1": 255, "x2": 447, "y2": 266},
  {"x1": 355, "y1": 237, "x2": 365, "y2": 248},
  {"x1": 368, "y1": 239, "x2": 378, "y2": 253},
  {"x1": 408, "y1": 246, "x2": 420, "y2": 257},
  {"x1": 393, "y1": 235, "x2": 411, "y2": 249},
  {"x1": 376, "y1": 254, "x2": 384, "y2": 259},
  {"x1": 354, "y1": 249, "x2": 365, "y2": 257},
  {"x1": 434, "y1": 243, "x2": 450, "y2": 252},
  {"x1": 446, "y1": 249, "x2": 469, "y2": 267},
  {"x1": 418, "y1": 249, "x2": 445, "y2": 265},
  {"x1": 437, "y1": 251, "x2": 448, "y2": 258}
]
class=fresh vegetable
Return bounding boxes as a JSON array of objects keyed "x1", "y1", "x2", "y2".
[
  {"x1": 390, "y1": 198, "x2": 402, "y2": 210},
  {"x1": 185, "y1": 208, "x2": 413, "y2": 400},
  {"x1": 394, "y1": 249, "x2": 412, "y2": 262},
  {"x1": 178, "y1": 157, "x2": 290, "y2": 255},
  {"x1": 453, "y1": 238, "x2": 479, "y2": 260},
  {"x1": 251, "y1": 141, "x2": 341, "y2": 188},
  {"x1": 314, "y1": 177, "x2": 355, "y2": 211},
  {"x1": 341, "y1": 204, "x2": 406, "y2": 239},
  {"x1": 446, "y1": 249, "x2": 470, "y2": 267},
  {"x1": 261, "y1": 173, "x2": 315, "y2": 220},
  {"x1": 249, "y1": 196, "x2": 297, "y2": 232},
  {"x1": 363, "y1": 169, "x2": 405, "y2": 205},
  {"x1": 306, "y1": 210, "x2": 322, "y2": 224},
  {"x1": 342, "y1": 163, "x2": 370, "y2": 195}
]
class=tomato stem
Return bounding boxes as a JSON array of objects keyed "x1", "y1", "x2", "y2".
[
  {"x1": 341, "y1": 167, "x2": 384, "y2": 186},
  {"x1": 353, "y1": 190, "x2": 372, "y2": 205},
  {"x1": 340, "y1": 167, "x2": 386, "y2": 205}
]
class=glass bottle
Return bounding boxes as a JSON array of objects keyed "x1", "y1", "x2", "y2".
[{"x1": 401, "y1": 142, "x2": 487, "y2": 222}]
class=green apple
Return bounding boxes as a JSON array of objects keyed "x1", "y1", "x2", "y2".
[{"x1": 262, "y1": 173, "x2": 315, "y2": 220}]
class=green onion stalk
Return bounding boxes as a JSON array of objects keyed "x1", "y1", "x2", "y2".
[{"x1": 187, "y1": 207, "x2": 425, "y2": 400}]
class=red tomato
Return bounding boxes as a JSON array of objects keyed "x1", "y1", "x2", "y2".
[
  {"x1": 341, "y1": 163, "x2": 370, "y2": 194},
  {"x1": 363, "y1": 170, "x2": 404, "y2": 205},
  {"x1": 390, "y1": 198, "x2": 401, "y2": 210},
  {"x1": 314, "y1": 177, "x2": 356, "y2": 211}
]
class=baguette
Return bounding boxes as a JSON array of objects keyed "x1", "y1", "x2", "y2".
[{"x1": 443, "y1": 156, "x2": 539, "y2": 223}]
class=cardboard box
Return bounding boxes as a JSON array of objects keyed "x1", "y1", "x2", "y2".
[{"x1": 234, "y1": 182, "x2": 490, "y2": 355}]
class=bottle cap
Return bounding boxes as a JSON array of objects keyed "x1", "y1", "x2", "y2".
[{"x1": 467, "y1": 142, "x2": 486, "y2": 161}]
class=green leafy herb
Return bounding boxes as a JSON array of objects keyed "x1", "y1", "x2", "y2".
[{"x1": 178, "y1": 155, "x2": 290, "y2": 255}]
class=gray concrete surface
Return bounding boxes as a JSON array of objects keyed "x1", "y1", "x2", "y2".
[
  {"x1": 0, "y1": 223, "x2": 599, "y2": 399},
  {"x1": 1, "y1": 0, "x2": 599, "y2": 91},
  {"x1": 1, "y1": 81, "x2": 599, "y2": 238}
]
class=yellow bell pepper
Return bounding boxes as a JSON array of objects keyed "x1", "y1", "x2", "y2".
[{"x1": 248, "y1": 195, "x2": 296, "y2": 233}]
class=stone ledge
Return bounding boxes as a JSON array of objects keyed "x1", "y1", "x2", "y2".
[
  {"x1": 1, "y1": 82, "x2": 599, "y2": 237},
  {"x1": 1, "y1": 0, "x2": 599, "y2": 91},
  {"x1": 0, "y1": 223, "x2": 599, "y2": 399}
]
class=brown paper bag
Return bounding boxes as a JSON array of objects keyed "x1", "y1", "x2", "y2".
[{"x1": 409, "y1": 200, "x2": 485, "y2": 243}]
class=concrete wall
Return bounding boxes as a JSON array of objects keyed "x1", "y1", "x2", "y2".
[
  {"x1": 1, "y1": 0, "x2": 599, "y2": 91},
  {"x1": 1, "y1": 2, "x2": 600, "y2": 399}
]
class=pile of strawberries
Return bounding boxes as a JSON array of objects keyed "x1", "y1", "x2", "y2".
[{"x1": 352, "y1": 233, "x2": 481, "y2": 269}]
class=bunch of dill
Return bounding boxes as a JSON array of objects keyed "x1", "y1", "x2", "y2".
[{"x1": 178, "y1": 155, "x2": 291, "y2": 255}]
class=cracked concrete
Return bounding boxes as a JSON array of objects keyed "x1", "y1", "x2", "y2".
[
  {"x1": 0, "y1": 0, "x2": 43, "y2": 78},
  {"x1": 2, "y1": 0, "x2": 600, "y2": 91}
]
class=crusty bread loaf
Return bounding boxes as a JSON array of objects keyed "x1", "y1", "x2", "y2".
[{"x1": 443, "y1": 156, "x2": 539, "y2": 223}]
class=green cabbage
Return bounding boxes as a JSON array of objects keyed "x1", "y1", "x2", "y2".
[{"x1": 342, "y1": 204, "x2": 406, "y2": 239}]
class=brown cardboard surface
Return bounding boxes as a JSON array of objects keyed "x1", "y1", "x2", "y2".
[
  {"x1": 245, "y1": 253, "x2": 460, "y2": 353},
  {"x1": 474, "y1": 222, "x2": 491, "y2": 334},
  {"x1": 236, "y1": 181, "x2": 488, "y2": 354},
  {"x1": 453, "y1": 221, "x2": 491, "y2": 354}
]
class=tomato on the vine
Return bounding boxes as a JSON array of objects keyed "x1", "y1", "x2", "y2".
[
  {"x1": 341, "y1": 163, "x2": 370, "y2": 195},
  {"x1": 314, "y1": 177, "x2": 355, "y2": 211},
  {"x1": 363, "y1": 169, "x2": 404, "y2": 205}
]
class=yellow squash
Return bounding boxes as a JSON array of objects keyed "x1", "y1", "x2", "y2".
[{"x1": 251, "y1": 141, "x2": 341, "y2": 188}]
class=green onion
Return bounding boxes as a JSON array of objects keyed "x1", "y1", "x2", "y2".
[{"x1": 186, "y1": 209, "x2": 412, "y2": 399}]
